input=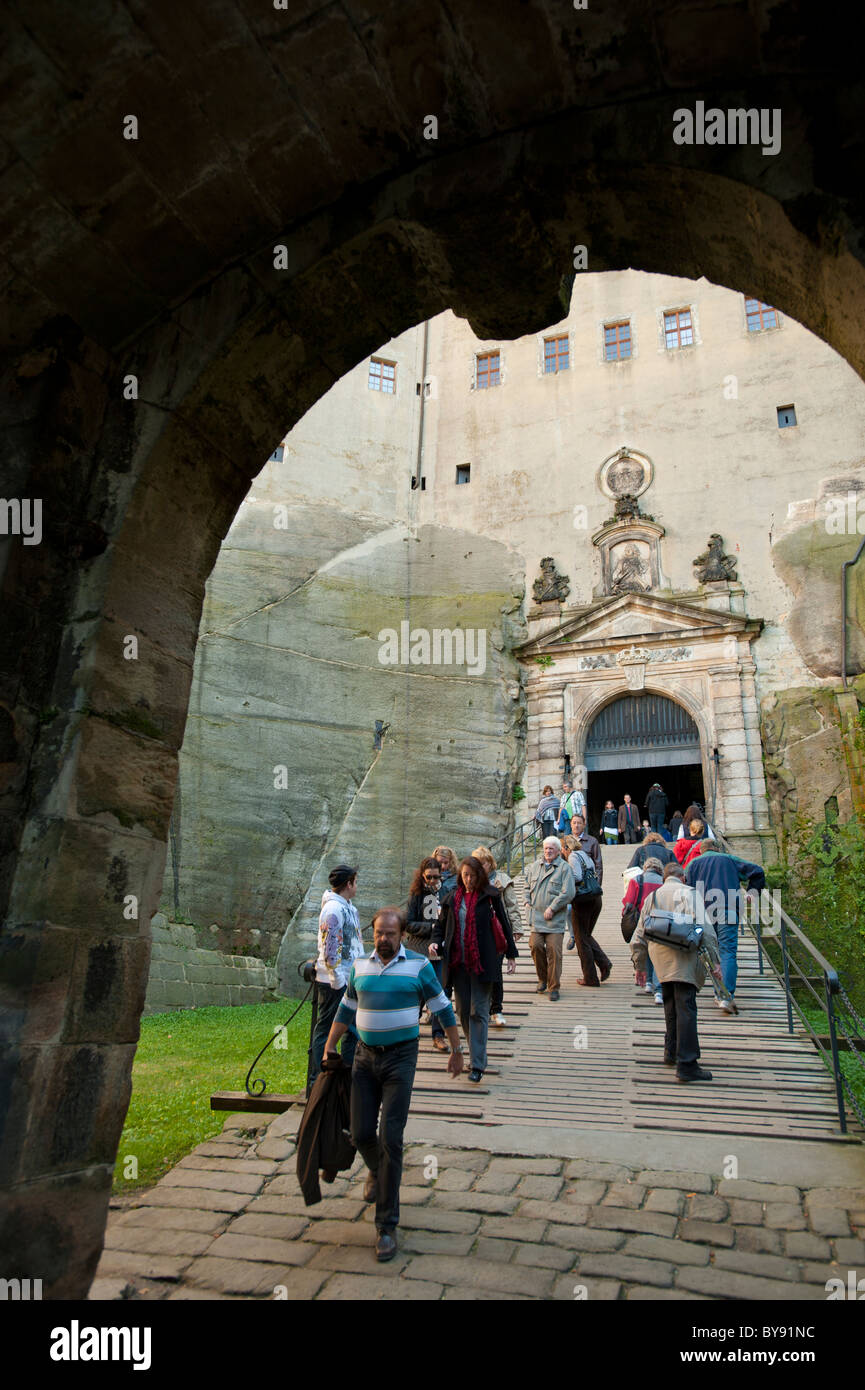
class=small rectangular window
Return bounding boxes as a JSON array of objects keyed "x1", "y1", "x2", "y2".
[
  {"x1": 269, "y1": 445, "x2": 284, "y2": 462},
  {"x1": 369, "y1": 358, "x2": 396, "y2": 393},
  {"x1": 777, "y1": 404, "x2": 797, "y2": 428},
  {"x1": 475, "y1": 352, "x2": 500, "y2": 389},
  {"x1": 543, "y1": 335, "x2": 569, "y2": 373},
  {"x1": 745, "y1": 297, "x2": 778, "y2": 332},
  {"x1": 604, "y1": 321, "x2": 632, "y2": 361},
  {"x1": 456, "y1": 464, "x2": 471, "y2": 484},
  {"x1": 664, "y1": 309, "x2": 693, "y2": 350}
]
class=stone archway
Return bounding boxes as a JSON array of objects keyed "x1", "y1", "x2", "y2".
[
  {"x1": 572, "y1": 679, "x2": 714, "y2": 822},
  {"x1": 3, "y1": 3, "x2": 865, "y2": 1297},
  {"x1": 519, "y1": 592, "x2": 773, "y2": 860},
  {"x1": 582, "y1": 690, "x2": 706, "y2": 836}
]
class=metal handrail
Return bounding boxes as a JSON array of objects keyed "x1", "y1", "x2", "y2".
[
  {"x1": 487, "y1": 817, "x2": 549, "y2": 877},
  {"x1": 714, "y1": 829, "x2": 864, "y2": 1135}
]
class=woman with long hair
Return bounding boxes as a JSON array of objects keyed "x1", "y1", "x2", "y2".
[
  {"x1": 406, "y1": 857, "x2": 449, "y2": 1051},
  {"x1": 430, "y1": 856, "x2": 518, "y2": 1083},
  {"x1": 431, "y1": 845, "x2": 459, "y2": 893},
  {"x1": 472, "y1": 844, "x2": 522, "y2": 1027},
  {"x1": 600, "y1": 800, "x2": 619, "y2": 845}
]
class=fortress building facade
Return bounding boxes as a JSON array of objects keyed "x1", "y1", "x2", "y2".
[{"x1": 161, "y1": 272, "x2": 865, "y2": 978}]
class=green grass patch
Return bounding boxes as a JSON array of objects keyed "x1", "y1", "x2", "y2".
[
  {"x1": 797, "y1": 1003, "x2": 865, "y2": 1125},
  {"x1": 114, "y1": 1000, "x2": 311, "y2": 1193}
]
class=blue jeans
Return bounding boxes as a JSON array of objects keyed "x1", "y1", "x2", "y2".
[
  {"x1": 450, "y1": 966, "x2": 492, "y2": 1072},
  {"x1": 715, "y1": 919, "x2": 739, "y2": 996},
  {"x1": 429, "y1": 957, "x2": 447, "y2": 1038},
  {"x1": 646, "y1": 958, "x2": 660, "y2": 992},
  {"x1": 309, "y1": 980, "x2": 357, "y2": 1087}
]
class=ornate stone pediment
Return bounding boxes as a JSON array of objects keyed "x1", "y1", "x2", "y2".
[{"x1": 516, "y1": 590, "x2": 761, "y2": 661}]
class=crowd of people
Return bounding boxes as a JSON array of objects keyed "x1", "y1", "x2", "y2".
[
  {"x1": 537, "y1": 781, "x2": 714, "y2": 847},
  {"x1": 306, "y1": 781, "x2": 765, "y2": 1262}
]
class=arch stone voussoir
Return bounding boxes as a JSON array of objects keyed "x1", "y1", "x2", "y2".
[{"x1": 1, "y1": 0, "x2": 864, "y2": 1297}]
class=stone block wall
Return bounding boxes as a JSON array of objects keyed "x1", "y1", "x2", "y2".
[{"x1": 144, "y1": 915, "x2": 278, "y2": 1015}]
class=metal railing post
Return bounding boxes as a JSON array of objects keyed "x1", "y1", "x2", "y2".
[
  {"x1": 778, "y1": 914, "x2": 794, "y2": 1035},
  {"x1": 754, "y1": 892, "x2": 764, "y2": 975},
  {"x1": 824, "y1": 972, "x2": 848, "y2": 1134}
]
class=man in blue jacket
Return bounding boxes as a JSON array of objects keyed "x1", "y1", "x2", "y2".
[{"x1": 684, "y1": 841, "x2": 765, "y2": 1011}]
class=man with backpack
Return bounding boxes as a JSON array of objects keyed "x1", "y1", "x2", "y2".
[
  {"x1": 565, "y1": 815, "x2": 610, "y2": 987},
  {"x1": 556, "y1": 779, "x2": 586, "y2": 836}
]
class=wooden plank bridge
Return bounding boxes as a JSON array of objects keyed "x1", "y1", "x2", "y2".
[{"x1": 408, "y1": 845, "x2": 856, "y2": 1142}]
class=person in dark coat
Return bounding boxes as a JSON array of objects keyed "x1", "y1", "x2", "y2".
[
  {"x1": 684, "y1": 841, "x2": 766, "y2": 1009},
  {"x1": 406, "y1": 857, "x2": 448, "y2": 1051},
  {"x1": 669, "y1": 809, "x2": 684, "y2": 840},
  {"x1": 618, "y1": 795, "x2": 641, "y2": 844},
  {"x1": 430, "y1": 856, "x2": 518, "y2": 1082},
  {"x1": 628, "y1": 831, "x2": 676, "y2": 872},
  {"x1": 645, "y1": 783, "x2": 669, "y2": 834},
  {"x1": 600, "y1": 800, "x2": 619, "y2": 845},
  {"x1": 567, "y1": 814, "x2": 609, "y2": 987}
]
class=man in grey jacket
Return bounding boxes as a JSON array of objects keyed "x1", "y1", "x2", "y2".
[{"x1": 524, "y1": 837, "x2": 576, "y2": 1001}]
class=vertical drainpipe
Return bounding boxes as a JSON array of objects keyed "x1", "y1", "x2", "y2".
[
  {"x1": 413, "y1": 318, "x2": 429, "y2": 489},
  {"x1": 402, "y1": 320, "x2": 430, "y2": 885}
]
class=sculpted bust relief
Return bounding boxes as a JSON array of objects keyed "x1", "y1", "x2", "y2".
[{"x1": 611, "y1": 543, "x2": 648, "y2": 593}]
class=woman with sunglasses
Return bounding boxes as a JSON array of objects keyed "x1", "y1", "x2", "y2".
[{"x1": 406, "y1": 857, "x2": 450, "y2": 1051}]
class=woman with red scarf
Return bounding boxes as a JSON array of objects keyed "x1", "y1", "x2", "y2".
[{"x1": 430, "y1": 856, "x2": 518, "y2": 1083}]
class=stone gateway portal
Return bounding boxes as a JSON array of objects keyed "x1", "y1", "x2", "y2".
[
  {"x1": 584, "y1": 694, "x2": 706, "y2": 836},
  {"x1": 585, "y1": 694, "x2": 701, "y2": 771}
]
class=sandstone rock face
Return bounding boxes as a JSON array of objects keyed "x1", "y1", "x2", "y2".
[
  {"x1": 161, "y1": 484, "x2": 526, "y2": 992},
  {"x1": 760, "y1": 684, "x2": 861, "y2": 844},
  {"x1": 771, "y1": 477, "x2": 865, "y2": 678}
]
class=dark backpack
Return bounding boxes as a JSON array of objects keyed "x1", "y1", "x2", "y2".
[
  {"x1": 621, "y1": 897, "x2": 641, "y2": 943},
  {"x1": 573, "y1": 848, "x2": 601, "y2": 897}
]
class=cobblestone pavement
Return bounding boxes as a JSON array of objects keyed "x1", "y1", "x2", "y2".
[{"x1": 93, "y1": 1109, "x2": 865, "y2": 1301}]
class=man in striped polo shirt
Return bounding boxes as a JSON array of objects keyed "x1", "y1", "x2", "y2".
[{"x1": 324, "y1": 906, "x2": 462, "y2": 1262}]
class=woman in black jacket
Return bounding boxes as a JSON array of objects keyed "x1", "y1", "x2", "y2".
[
  {"x1": 406, "y1": 857, "x2": 449, "y2": 1052},
  {"x1": 430, "y1": 856, "x2": 518, "y2": 1083}
]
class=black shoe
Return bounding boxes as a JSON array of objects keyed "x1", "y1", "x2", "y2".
[
  {"x1": 363, "y1": 1171, "x2": 377, "y2": 1202},
  {"x1": 375, "y1": 1230, "x2": 397, "y2": 1262},
  {"x1": 468, "y1": 1068, "x2": 483, "y2": 1083},
  {"x1": 549, "y1": 989, "x2": 560, "y2": 1001},
  {"x1": 663, "y1": 1054, "x2": 676, "y2": 1066},
  {"x1": 565, "y1": 936, "x2": 576, "y2": 951},
  {"x1": 676, "y1": 1066, "x2": 713, "y2": 1083},
  {"x1": 536, "y1": 983, "x2": 547, "y2": 992}
]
